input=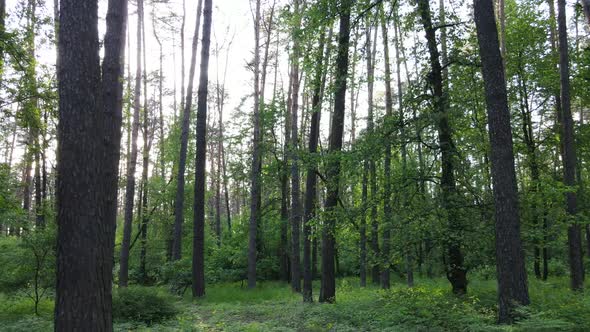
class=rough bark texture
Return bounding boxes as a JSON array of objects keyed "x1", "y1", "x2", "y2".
[
  {"x1": 248, "y1": 0, "x2": 262, "y2": 289},
  {"x1": 380, "y1": 4, "x2": 392, "y2": 290},
  {"x1": 138, "y1": 0, "x2": 150, "y2": 285},
  {"x1": 192, "y1": 0, "x2": 212, "y2": 298},
  {"x1": 319, "y1": 1, "x2": 350, "y2": 303},
  {"x1": 474, "y1": 0, "x2": 531, "y2": 322},
  {"x1": 303, "y1": 29, "x2": 326, "y2": 303},
  {"x1": 280, "y1": 83, "x2": 292, "y2": 283},
  {"x1": 557, "y1": 0, "x2": 584, "y2": 291},
  {"x1": 289, "y1": 0, "x2": 302, "y2": 293},
  {"x1": 365, "y1": 16, "x2": 380, "y2": 287},
  {"x1": 172, "y1": 0, "x2": 203, "y2": 261},
  {"x1": 417, "y1": 0, "x2": 467, "y2": 295},
  {"x1": 393, "y1": 6, "x2": 413, "y2": 287},
  {"x1": 55, "y1": 0, "x2": 127, "y2": 329},
  {"x1": 119, "y1": 0, "x2": 143, "y2": 287}
]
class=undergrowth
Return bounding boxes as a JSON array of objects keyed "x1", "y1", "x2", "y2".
[{"x1": 0, "y1": 277, "x2": 588, "y2": 331}]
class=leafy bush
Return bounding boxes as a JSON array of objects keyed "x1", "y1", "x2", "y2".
[
  {"x1": 0, "y1": 228, "x2": 55, "y2": 315},
  {"x1": 158, "y1": 258, "x2": 192, "y2": 295},
  {"x1": 112, "y1": 286, "x2": 178, "y2": 324},
  {"x1": 379, "y1": 285, "x2": 498, "y2": 331}
]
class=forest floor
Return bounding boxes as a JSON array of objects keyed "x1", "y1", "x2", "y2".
[{"x1": 1, "y1": 277, "x2": 589, "y2": 331}]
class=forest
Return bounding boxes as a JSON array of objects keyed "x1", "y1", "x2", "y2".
[{"x1": 1, "y1": 0, "x2": 590, "y2": 330}]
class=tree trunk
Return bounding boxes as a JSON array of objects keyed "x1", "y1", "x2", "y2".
[
  {"x1": 0, "y1": 0, "x2": 5, "y2": 85},
  {"x1": 289, "y1": 0, "x2": 302, "y2": 294},
  {"x1": 474, "y1": 0, "x2": 531, "y2": 322},
  {"x1": 248, "y1": 0, "x2": 262, "y2": 289},
  {"x1": 303, "y1": 28, "x2": 326, "y2": 303},
  {"x1": 180, "y1": 0, "x2": 186, "y2": 109},
  {"x1": 280, "y1": 81, "x2": 291, "y2": 282},
  {"x1": 319, "y1": 0, "x2": 351, "y2": 303},
  {"x1": 119, "y1": 0, "x2": 143, "y2": 287},
  {"x1": 192, "y1": 0, "x2": 212, "y2": 298},
  {"x1": 152, "y1": 5, "x2": 165, "y2": 179},
  {"x1": 417, "y1": 0, "x2": 467, "y2": 295},
  {"x1": 380, "y1": 4, "x2": 392, "y2": 290},
  {"x1": 557, "y1": 0, "x2": 584, "y2": 291},
  {"x1": 582, "y1": 0, "x2": 590, "y2": 27},
  {"x1": 365, "y1": 13, "x2": 380, "y2": 286},
  {"x1": 515, "y1": 67, "x2": 542, "y2": 280},
  {"x1": 172, "y1": 0, "x2": 203, "y2": 261},
  {"x1": 55, "y1": 0, "x2": 127, "y2": 328}
]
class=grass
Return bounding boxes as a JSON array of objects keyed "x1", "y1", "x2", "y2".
[{"x1": 1, "y1": 277, "x2": 589, "y2": 331}]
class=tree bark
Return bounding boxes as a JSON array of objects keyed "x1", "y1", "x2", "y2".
[
  {"x1": 557, "y1": 0, "x2": 584, "y2": 291},
  {"x1": 380, "y1": 4, "x2": 392, "y2": 290},
  {"x1": 364, "y1": 12, "x2": 380, "y2": 286},
  {"x1": 119, "y1": 0, "x2": 143, "y2": 287},
  {"x1": 289, "y1": 0, "x2": 302, "y2": 294},
  {"x1": 248, "y1": 0, "x2": 262, "y2": 289},
  {"x1": 152, "y1": 4, "x2": 165, "y2": 179},
  {"x1": 280, "y1": 76, "x2": 292, "y2": 283},
  {"x1": 192, "y1": 0, "x2": 213, "y2": 298},
  {"x1": 319, "y1": 0, "x2": 351, "y2": 303},
  {"x1": 417, "y1": 0, "x2": 467, "y2": 295},
  {"x1": 172, "y1": 0, "x2": 203, "y2": 261},
  {"x1": 303, "y1": 28, "x2": 326, "y2": 303},
  {"x1": 55, "y1": 0, "x2": 127, "y2": 328},
  {"x1": 474, "y1": 0, "x2": 531, "y2": 322}
]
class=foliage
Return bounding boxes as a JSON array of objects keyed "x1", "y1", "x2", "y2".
[
  {"x1": 0, "y1": 227, "x2": 55, "y2": 315},
  {"x1": 112, "y1": 286, "x2": 179, "y2": 325},
  {"x1": 3, "y1": 278, "x2": 590, "y2": 331}
]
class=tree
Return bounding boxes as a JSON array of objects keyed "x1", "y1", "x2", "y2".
[
  {"x1": 364, "y1": 8, "x2": 380, "y2": 286},
  {"x1": 303, "y1": 26, "x2": 327, "y2": 303},
  {"x1": 473, "y1": 0, "x2": 530, "y2": 322},
  {"x1": 0, "y1": 0, "x2": 5, "y2": 83},
  {"x1": 557, "y1": 0, "x2": 584, "y2": 291},
  {"x1": 172, "y1": 0, "x2": 204, "y2": 261},
  {"x1": 582, "y1": 0, "x2": 590, "y2": 27},
  {"x1": 289, "y1": 0, "x2": 302, "y2": 294},
  {"x1": 119, "y1": 0, "x2": 144, "y2": 287},
  {"x1": 55, "y1": 0, "x2": 127, "y2": 328},
  {"x1": 319, "y1": 0, "x2": 351, "y2": 303},
  {"x1": 379, "y1": 3, "x2": 392, "y2": 290},
  {"x1": 192, "y1": 0, "x2": 213, "y2": 298},
  {"x1": 417, "y1": 0, "x2": 467, "y2": 295},
  {"x1": 248, "y1": 0, "x2": 262, "y2": 289}
]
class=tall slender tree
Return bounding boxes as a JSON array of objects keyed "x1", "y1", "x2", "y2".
[
  {"x1": 193, "y1": 0, "x2": 213, "y2": 298},
  {"x1": 320, "y1": 0, "x2": 351, "y2": 303},
  {"x1": 289, "y1": 0, "x2": 303, "y2": 293},
  {"x1": 474, "y1": 0, "x2": 530, "y2": 322},
  {"x1": 172, "y1": 0, "x2": 204, "y2": 261},
  {"x1": 417, "y1": 0, "x2": 467, "y2": 295},
  {"x1": 364, "y1": 11, "x2": 380, "y2": 286},
  {"x1": 248, "y1": 0, "x2": 262, "y2": 289},
  {"x1": 119, "y1": 0, "x2": 144, "y2": 287},
  {"x1": 0, "y1": 0, "x2": 5, "y2": 84},
  {"x1": 380, "y1": 3, "x2": 392, "y2": 290},
  {"x1": 557, "y1": 0, "x2": 584, "y2": 291},
  {"x1": 303, "y1": 27, "x2": 326, "y2": 303}
]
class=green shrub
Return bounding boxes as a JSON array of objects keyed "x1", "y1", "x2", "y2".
[
  {"x1": 112, "y1": 286, "x2": 178, "y2": 324},
  {"x1": 158, "y1": 258, "x2": 192, "y2": 295}
]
